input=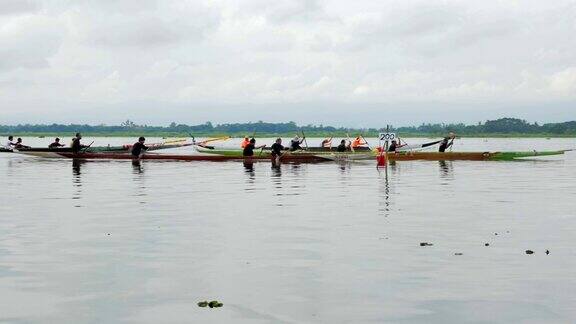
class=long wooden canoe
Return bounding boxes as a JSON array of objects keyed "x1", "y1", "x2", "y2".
[
  {"x1": 195, "y1": 146, "x2": 568, "y2": 161},
  {"x1": 3, "y1": 141, "x2": 192, "y2": 154},
  {"x1": 15, "y1": 151, "x2": 331, "y2": 163}
]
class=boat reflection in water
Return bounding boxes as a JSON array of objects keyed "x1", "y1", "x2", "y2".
[
  {"x1": 438, "y1": 160, "x2": 454, "y2": 181},
  {"x1": 71, "y1": 159, "x2": 85, "y2": 207},
  {"x1": 377, "y1": 162, "x2": 391, "y2": 216},
  {"x1": 243, "y1": 159, "x2": 255, "y2": 173},
  {"x1": 243, "y1": 160, "x2": 256, "y2": 186},
  {"x1": 72, "y1": 158, "x2": 83, "y2": 178},
  {"x1": 132, "y1": 159, "x2": 144, "y2": 174}
]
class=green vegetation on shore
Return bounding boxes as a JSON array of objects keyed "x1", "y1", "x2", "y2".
[{"x1": 1, "y1": 118, "x2": 575, "y2": 138}]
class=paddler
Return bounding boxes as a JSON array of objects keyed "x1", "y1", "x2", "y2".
[
  {"x1": 320, "y1": 137, "x2": 333, "y2": 148},
  {"x1": 336, "y1": 139, "x2": 349, "y2": 152},
  {"x1": 290, "y1": 135, "x2": 305, "y2": 151},
  {"x1": 71, "y1": 133, "x2": 89, "y2": 153},
  {"x1": 240, "y1": 136, "x2": 251, "y2": 149},
  {"x1": 388, "y1": 139, "x2": 406, "y2": 152},
  {"x1": 351, "y1": 136, "x2": 367, "y2": 149},
  {"x1": 131, "y1": 136, "x2": 148, "y2": 158},
  {"x1": 4, "y1": 135, "x2": 15, "y2": 150},
  {"x1": 14, "y1": 138, "x2": 31, "y2": 149},
  {"x1": 439, "y1": 132, "x2": 456, "y2": 152},
  {"x1": 49, "y1": 138, "x2": 65, "y2": 149},
  {"x1": 271, "y1": 138, "x2": 287, "y2": 164},
  {"x1": 242, "y1": 138, "x2": 266, "y2": 157}
]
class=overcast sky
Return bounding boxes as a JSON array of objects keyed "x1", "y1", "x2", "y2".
[{"x1": 0, "y1": 0, "x2": 575, "y2": 127}]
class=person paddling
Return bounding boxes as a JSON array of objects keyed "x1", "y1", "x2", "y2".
[
  {"x1": 439, "y1": 132, "x2": 456, "y2": 152},
  {"x1": 351, "y1": 136, "x2": 367, "y2": 149},
  {"x1": 271, "y1": 138, "x2": 287, "y2": 164},
  {"x1": 14, "y1": 138, "x2": 30, "y2": 149},
  {"x1": 240, "y1": 136, "x2": 251, "y2": 149},
  {"x1": 4, "y1": 136, "x2": 16, "y2": 150},
  {"x1": 71, "y1": 133, "x2": 89, "y2": 153},
  {"x1": 242, "y1": 138, "x2": 266, "y2": 157},
  {"x1": 336, "y1": 139, "x2": 349, "y2": 152},
  {"x1": 290, "y1": 135, "x2": 305, "y2": 151},
  {"x1": 388, "y1": 139, "x2": 407, "y2": 152},
  {"x1": 131, "y1": 136, "x2": 148, "y2": 158},
  {"x1": 321, "y1": 137, "x2": 333, "y2": 149},
  {"x1": 49, "y1": 138, "x2": 65, "y2": 149}
]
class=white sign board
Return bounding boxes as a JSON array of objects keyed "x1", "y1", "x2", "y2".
[{"x1": 378, "y1": 133, "x2": 396, "y2": 141}]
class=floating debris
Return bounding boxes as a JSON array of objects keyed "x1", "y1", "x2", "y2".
[
  {"x1": 198, "y1": 300, "x2": 223, "y2": 308},
  {"x1": 484, "y1": 243, "x2": 490, "y2": 246},
  {"x1": 209, "y1": 301, "x2": 223, "y2": 308},
  {"x1": 420, "y1": 242, "x2": 433, "y2": 247},
  {"x1": 454, "y1": 253, "x2": 463, "y2": 256},
  {"x1": 525, "y1": 250, "x2": 534, "y2": 255},
  {"x1": 546, "y1": 250, "x2": 550, "y2": 255}
]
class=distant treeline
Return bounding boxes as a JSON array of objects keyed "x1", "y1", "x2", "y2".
[{"x1": 1, "y1": 118, "x2": 575, "y2": 137}]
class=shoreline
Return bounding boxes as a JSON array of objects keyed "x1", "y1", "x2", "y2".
[{"x1": 2, "y1": 133, "x2": 575, "y2": 138}]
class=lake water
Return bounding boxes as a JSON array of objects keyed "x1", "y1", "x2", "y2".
[{"x1": 1, "y1": 137, "x2": 575, "y2": 323}]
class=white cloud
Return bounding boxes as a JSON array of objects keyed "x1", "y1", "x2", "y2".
[
  {"x1": 548, "y1": 67, "x2": 576, "y2": 95},
  {"x1": 0, "y1": 0, "x2": 575, "y2": 125}
]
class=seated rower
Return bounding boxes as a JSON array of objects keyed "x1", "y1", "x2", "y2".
[
  {"x1": 351, "y1": 136, "x2": 367, "y2": 149},
  {"x1": 14, "y1": 138, "x2": 31, "y2": 149},
  {"x1": 439, "y1": 132, "x2": 456, "y2": 152},
  {"x1": 290, "y1": 135, "x2": 305, "y2": 151},
  {"x1": 388, "y1": 139, "x2": 407, "y2": 152},
  {"x1": 320, "y1": 137, "x2": 333, "y2": 148},
  {"x1": 240, "y1": 136, "x2": 251, "y2": 149},
  {"x1": 4, "y1": 135, "x2": 15, "y2": 151},
  {"x1": 242, "y1": 138, "x2": 266, "y2": 157},
  {"x1": 49, "y1": 138, "x2": 65, "y2": 149},
  {"x1": 131, "y1": 136, "x2": 148, "y2": 158},
  {"x1": 336, "y1": 139, "x2": 349, "y2": 152},
  {"x1": 71, "y1": 133, "x2": 89, "y2": 153}
]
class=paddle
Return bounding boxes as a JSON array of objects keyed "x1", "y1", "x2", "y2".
[
  {"x1": 360, "y1": 134, "x2": 372, "y2": 150},
  {"x1": 449, "y1": 137, "x2": 456, "y2": 152},
  {"x1": 258, "y1": 145, "x2": 266, "y2": 157},
  {"x1": 278, "y1": 149, "x2": 291, "y2": 163},
  {"x1": 81, "y1": 141, "x2": 95, "y2": 153},
  {"x1": 346, "y1": 133, "x2": 355, "y2": 153},
  {"x1": 301, "y1": 130, "x2": 308, "y2": 150}
]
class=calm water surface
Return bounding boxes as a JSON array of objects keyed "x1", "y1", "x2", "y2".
[{"x1": 1, "y1": 138, "x2": 575, "y2": 323}]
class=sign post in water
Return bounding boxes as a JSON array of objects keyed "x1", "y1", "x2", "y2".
[{"x1": 377, "y1": 132, "x2": 396, "y2": 167}]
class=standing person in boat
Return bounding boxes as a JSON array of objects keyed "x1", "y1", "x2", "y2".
[
  {"x1": 351, "y1": 136, "x2": 368, "y2": 149},
  {"x1": 14, "y1": 138, "x2": 31, "y2": 149},
  {"x1": 71, "y1": 133, "x2": 89, "y2": 153},
  {"x1": 290, "y1": 135, "x2": 305, "y2": 151},
  {"x1": 336, "y1": 139, "x2": 349, "y2": 152},
  {"x1": 271, "y1": 138, "x2": 287, "y2": 164},
  {"x1": 4, "y1": 136, "x2": 16, "y2": 150},
  {"x1": 131, "y1": 137, "x2": 149, "y2": 158},
  {"x1": 240, "y1": 136, "x2": 251, "y2": 149},
  {"x1": 242, "y1": 138, "x2": 266, "y2": 157},
  {"x1": 49, "y1": 138, "x2": 65, "y2": 149},
  {"x1": 320, "y1": 137, "x2": 333, "y2": 149},
  {"x1": 439, "y1": 132, "x2": 456, "y2": 152}
]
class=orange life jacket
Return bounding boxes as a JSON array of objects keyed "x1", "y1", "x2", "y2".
[
  {"x1": 241, "y1": 139, "x2": 250, "y2": 148},
  {"x1": 351, "y1": 138, "x2": 364, "y2": 148}
]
